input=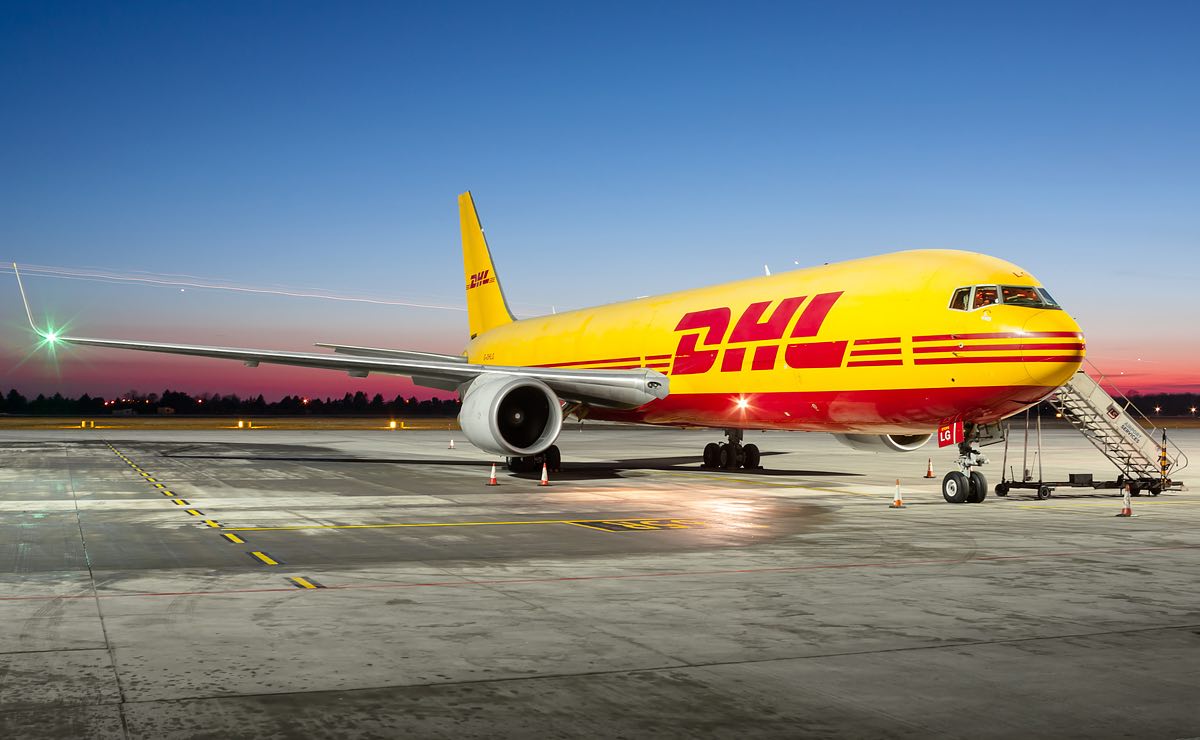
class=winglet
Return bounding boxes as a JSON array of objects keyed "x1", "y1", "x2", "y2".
[{"x1": 12, "y1": 263, "x2": 41, "y2": 333}]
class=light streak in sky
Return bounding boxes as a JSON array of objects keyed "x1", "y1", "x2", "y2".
[{"x1": 0, "y1": 262, "x2": 472, "y2": 312}]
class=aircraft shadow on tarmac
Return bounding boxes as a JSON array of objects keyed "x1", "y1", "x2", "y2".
[{"x1": 158, "y1": 446, "x2": 862, "y2": 481}]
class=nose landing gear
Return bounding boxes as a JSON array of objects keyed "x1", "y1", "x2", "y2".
[
  {"x1": 942, "y1": 424, "x2": 989, "y2": 503},
  {"x1": 701, "y1": 429, "x2": 761, "y2": 470}
]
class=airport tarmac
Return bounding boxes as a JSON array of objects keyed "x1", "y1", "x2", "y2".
[{"x1": 1, "y1": 423, "x2": 1197, "y2": 738}]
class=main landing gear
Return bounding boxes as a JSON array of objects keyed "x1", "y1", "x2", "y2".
[
  {"x1": 701, "y1": 429, "x2": 761, "y2": 470},
  {"x1": 942, "y1": 424, "x2": 989, "y2": 504},
  {"x1": 506, "y1": 445, "x2": 561, "y2": 474}
]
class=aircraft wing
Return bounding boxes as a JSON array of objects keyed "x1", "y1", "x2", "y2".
[
  {"x1": 14, "y1": 262, "x2": 665, "y2": 407},
  {"x1": 54, "y1": 335, "x2": 668, "y2": 408},
  {"x1": 312, "y1": 343, "x2": 469, "y2": 363}
]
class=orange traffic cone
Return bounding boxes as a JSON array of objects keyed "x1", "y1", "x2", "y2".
[
  {"x1": 1115, "y1": 489, "x2": 1134, "y2": 517},
  {"x1": 924, "y1": 458, "x2": 935, "y2": 479},
  {"x1": 539, "y1": 462, "x2": 550, "y2": 487},
  {"x1": 890, "y1": 479, "x2": 905, "y2": 508},
  {"x1": 486, "y1": 463, "x2": 498, "y2": 486}
]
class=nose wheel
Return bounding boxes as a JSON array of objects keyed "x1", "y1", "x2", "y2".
[
  {"x1": 942, "y1": 424, "x2": 990, "y2": 503},
  {"x1": 942, "y1": 468, "x2": 988, "y2": 503},
  {"x1": 701, "y1": 429, "x2": 761, "y2": 470}
]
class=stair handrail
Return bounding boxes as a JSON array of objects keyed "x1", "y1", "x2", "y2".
[{"x1": 1081, "y1": 358, "x2": 1189, "y2": 476}]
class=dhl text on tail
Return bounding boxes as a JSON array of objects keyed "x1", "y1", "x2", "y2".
[{"x1": 14, "y1": 192, "x2": 1083, "y2": 498}]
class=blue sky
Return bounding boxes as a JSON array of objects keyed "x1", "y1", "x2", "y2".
[{"x1": 2, "y1": 1, "x2": 1198, "y2": 397}]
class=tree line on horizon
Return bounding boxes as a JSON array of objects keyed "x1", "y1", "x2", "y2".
[
  {"x1": 0, "y1": 389, "x2": 462, "y2": 417},
  {"x1": 1, "y1": 387, "x2": 1197, "y2": 417}
]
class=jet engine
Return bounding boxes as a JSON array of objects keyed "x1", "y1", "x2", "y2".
[
  {"x1": 832, "y1": 433, "x2": 933, "y2": 453},
  {"x1": 458, "y1": 374, "x2": 563, "y2": 457}
]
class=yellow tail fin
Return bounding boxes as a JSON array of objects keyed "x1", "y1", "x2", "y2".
[{"x1": 459, "y1": 192, "x2": 515, "y2": 338}]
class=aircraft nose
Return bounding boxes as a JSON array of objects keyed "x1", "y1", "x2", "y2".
[{"x1": 1022, "y1": 311, "x2": 1085, "y2": 387}]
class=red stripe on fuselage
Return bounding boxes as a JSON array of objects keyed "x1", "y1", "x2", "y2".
[
  {"x1": 585, "y1": 385, "x2": 1056, "y2": 431},
  {"x1": 913, "y1": 343, "x2": 1085, "y2": 353},
  {"x1": 854, "y1": 337, "x2": 902, "y2": 345},
  {"x1": 849, "y1": 348, "x2": 901, "y2": 357},
  {"x1": 912, "y1": 331, "x2": 1082, "y2": 342},
  {"x1": 847, "y1": 359, "x2": 904, "y2": 367},
  {"x1": 914, "y1": 355, "x2": 1083, "y2": 365}
]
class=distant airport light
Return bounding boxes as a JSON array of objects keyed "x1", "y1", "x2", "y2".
[
  {"x1": 237, "y1": 420, "x2": 245, "y2": 429},
  {"x1": 389, "y1": 420, "x2": 397, "y2": 430}
]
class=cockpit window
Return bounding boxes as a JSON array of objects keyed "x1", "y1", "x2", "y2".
[
  {"x1": 972, "y1": 286, "x2": 998, "y2": 309},
  {"x1": 1037, "y1": 288, "x2": 1061, "y2": 308},
  {"x1": 951, "y1": 284, "x2": 1064, "y2": 311},
  {"x1": 1001, "y1": 285, "x2": 1043, "y2": 307}
]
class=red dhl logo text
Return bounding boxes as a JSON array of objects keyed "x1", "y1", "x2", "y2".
[
  {"x1": 672, "y1": 292, "x2": 845, "y2": 375},
  {"x1": 467, "y1": 270, "x2": 494, "y2": 290}
]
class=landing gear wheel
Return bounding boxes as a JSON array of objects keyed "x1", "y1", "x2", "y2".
[
  {"x1": 506, "y1": 456, "x2": 533, "y2": 474},
  {"x1": 722, "y1": 443, "x2": 743, "y2": 470},
  {"x1": 717, "y1": 443, "x2": 731, "y2": 469},
  {"x1": 995, "y1": 483, "x2": 1009, "y2": 497},
  {"x1": 1130, "y1": 484, "x2": 1142, "y2": 497},
  {"x1": 544, "y1": 445, "x2": 561, "y2": 473},
  {"x1": 1036, "y1": 486, "x2": 1052, "y2": 500},
  {"x1": 742, "y1": 444, "x2": 760, "y2": 470},
  {"x1": 942, "y1": 471, "x2": 969, "y2": 504},
  {"x1": 967, "y1": 470, "x2": 988, "y2": 503},
  {"x1": 703, "y1": 442, "x2": 720, "y2": 468}
]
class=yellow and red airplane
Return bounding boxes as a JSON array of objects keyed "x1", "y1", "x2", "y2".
[{"x1": 15, "y1": 192, "x2": 1084, "y2": 503}]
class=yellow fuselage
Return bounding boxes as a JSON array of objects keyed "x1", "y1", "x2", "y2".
[{"x1": 465, "y1": 250, "x2": 1083, "y2": 434}]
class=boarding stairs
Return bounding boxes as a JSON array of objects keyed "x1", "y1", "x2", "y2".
[{"x1": 1051, "y1": 362, "x2": 1188, "y2": 489}]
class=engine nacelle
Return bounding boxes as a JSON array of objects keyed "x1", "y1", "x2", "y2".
[
  {"x1": 459, "y1": 374, "x2": 563, "y2": 457},
  {"x1": 832, "y1": 433, "x2": 934, "y2": 453}
]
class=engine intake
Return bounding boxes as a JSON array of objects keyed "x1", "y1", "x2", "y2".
[
  {"x1": 459, "y1": 374, "x2": 563, "y2": 457},
  {"x1": 832, "y1": 433, "x2": 933, "y2": 453}
]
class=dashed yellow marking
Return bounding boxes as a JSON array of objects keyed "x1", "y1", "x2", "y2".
[
  {"x1": 172, "y1": 499, "x2": 190, "y2": 506},
  {"x1": 185, "y1": 509, "x2": 202, "y2": 516},
  {"x1": 203, "y1": 520, "x2": 221, "y2": 528},
  {"x1": 222, "y1": 533, "x2": 245, "y2": 544},
  {"x1": 568, "y1": 519, "x2": 707, "y2": 532},
  {"x1": 289, "y1": 577, "x2": 322, "y2": 589},
  {"x1": 161, "y1": 490, "x2": 175, "y2": 496},
  {"x1": 250, "y1": 551, "x2": 279, "y2": 566},
  {"x1": 226, "y1": 517, "x2": 706, "y2": 532},
  {"x1": 153, "y1": 483, "x2": 166, "y2": 489}
]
